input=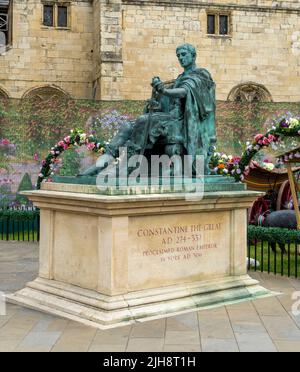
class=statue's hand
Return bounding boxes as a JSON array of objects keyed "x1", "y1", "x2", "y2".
[
  {"x1": 151, "y1": 76, "x2": 161, "y2": 87},
  {"x1": 151, "y1": 77, "x2": 165, "y2": 94}
]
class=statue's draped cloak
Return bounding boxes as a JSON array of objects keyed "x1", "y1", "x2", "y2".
[{"x1": 176, "y1": 68, "x2": 216, "y2": 158}]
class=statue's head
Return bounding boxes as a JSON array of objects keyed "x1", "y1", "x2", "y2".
[{"x1": 176, "y1": 44, "x2": 197, "y2": 68}]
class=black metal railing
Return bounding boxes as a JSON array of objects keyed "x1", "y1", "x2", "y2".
[
  {"x1": 0, "y1": 206, "x2": 40, "y2": 242},
  {"x1": 247, "y1": 226, "x2": 300, "y2": 278}
]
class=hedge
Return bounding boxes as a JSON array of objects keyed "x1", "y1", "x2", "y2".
[{"x1": 248, "y1": 225, "x2": 300, "y2": 245}]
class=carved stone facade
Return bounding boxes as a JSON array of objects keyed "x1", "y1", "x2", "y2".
[
  {"x1": 0, "y1": 0, "x2": 299, "y2": 101},
  {"x1": 227, "y1": 83, "x2": 273, "y2": 103}
]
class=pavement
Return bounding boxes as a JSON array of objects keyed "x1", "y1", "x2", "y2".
[{"x1": 1, "y1": 241, "x2": 300, "y2": 352}]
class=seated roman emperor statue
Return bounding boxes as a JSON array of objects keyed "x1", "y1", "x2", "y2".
[{"x1": 80, "y1": 43, "x2": 216, "y2": 177}]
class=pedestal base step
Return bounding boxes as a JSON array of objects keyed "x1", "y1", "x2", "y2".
[{"x1": 7, "y1": 275, "x2": 275, "y2": 330}]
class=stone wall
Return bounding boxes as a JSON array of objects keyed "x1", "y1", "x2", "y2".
[
  {"x1": 100, "y1": 0, "x2": 300, "y2": 102},
  {"x1": 0, "y1": 0, "x2": 94, "y2": 99},
  {"x1": 0, "y1": 0, "x2": 299, "y2": 101}
]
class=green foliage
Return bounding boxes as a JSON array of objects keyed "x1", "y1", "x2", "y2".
[
  {"x1": 59, "y1": 149, "x2": 81, "y2": 176},
  {"x1": 0, "y1": 98, "x2": 300, "y2": 164},
  {"x1": 0, "y1": 209, "x2": 39, "y2": 221},
  {"x1": 17, "y1": 173, "x2": 33, "y2": 192},
  {"x1": 248, "y1": 225, "x2": 300, "y2": 244},
  {"x1": 15, "y1": 173, "x2": 33, "y2": 204}
]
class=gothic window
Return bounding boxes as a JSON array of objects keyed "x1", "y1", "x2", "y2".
[
  {"x1": 207, "y1": 11, "x2": 230, "y2": 36},
  {"x1": 42, "y1": 2, "x2": 69, "y2": 28},
  {"x1": 228, "y1": 83, "x2": 273, "y2": 103},
  {"x1": 0, "y1": 87, "x2": 8, "y2": 99},
  {"x1": 0, "y1": 0, "x2": 12, "y2": 48},
  {"x1": 22, "y1": 86, "x2": 70, "y2": 102}
]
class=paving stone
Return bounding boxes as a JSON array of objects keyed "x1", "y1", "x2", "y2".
[
  {"x1": 261, "y1": 315, "x2": 300, "y2": 341},
  {"x1": 126, "y1": 338, "x2": 164, "y2": 352},
  {"x1": 131, "y1": 319, "x2": 166, "y2": 338},
  {"x1": 252, "y1": 296, "x2": 287, "y2": 316},
  {"x1": 201, "y1": 338, "x2": 239, "y2": 352},
  {"x1": 163, "y1": 344, "x2": 201, "y2": 352},
  {"x1": 166, "y1": 312, "x2": 198, "y2": 332},
  {"x1": 164, "y1": 331, "x2": 200, "y2": 345},
  {"x1": 235, "y1": 333, "x2": 277, "y2": 352},
  {"x1": 88, "y1": 344, "x2": 127, "y2": 352},
  {"x1": 231, "y1": 321, "x2": 268, "y2": 335},
  {"x1": 50, "y1": 322, "x2": 97, "y2": 352},
  {"x1": 15, "y1": 331, "x2": 61, "y2": 352},
  {"x1": 198, "y1": 315, "x2": 234, "y2": 339},
  {"x1": 274, "y1": 340, "x2": 300, "y2": 352}
]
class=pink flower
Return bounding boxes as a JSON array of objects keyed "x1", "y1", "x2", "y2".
[
  {"x1": 64, "y1": 136, "x2": 71, "y2": 144},
  {"x1": 63, "y1": 143, "x2": 69, "y2": 150},
  {"x1": 254, "y1": 134, "x2": 263, "y2": 141},
  {"x1": 58, "y1": 141, "x2": 65, "y2": 147},
  {"x1": 87, "y1": 142, "x2": 96, "y2": 151},
  {"x1": 41, "y1": 160, "x2": 46, "y2": 166},
  {"x1": 268, "y1": 134, "x2": 276, "y2": 142},
  {"x1": 0, "y1": 139, "x2": 10, "y2": 145},
  {"x1": 262, "y1": 137, "x2": 270, "y2": 145},
  {"x1": 33, "y1": 153, "x2": 39, "y2": 161}
]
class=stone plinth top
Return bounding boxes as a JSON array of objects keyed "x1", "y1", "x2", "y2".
[{"x1": 23, "y1": 187, "x2": 263, "y2": 217}]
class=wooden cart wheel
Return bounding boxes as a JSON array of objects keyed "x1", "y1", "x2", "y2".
[
  {"x1": 276, "y1": 180, "x2": 292, "y2": 210},
  {"x1": 249, "y1": 197, "x2": 270, "y2": 225}
]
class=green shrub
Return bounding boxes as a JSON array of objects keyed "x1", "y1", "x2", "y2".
[
  {"x1": 15, "y1": 173, "x2": 33, "y2": 204},
  {"x1": 248, "y1": 225, "x2": 300, "y2": 244},
  {"x1": 59, "y1": 149, "x2": 81, "y2": 176}
]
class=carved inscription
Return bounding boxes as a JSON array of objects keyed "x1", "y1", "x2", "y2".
[{"x1": 137, "y1": 223, "x2": 221, "y2": 263}]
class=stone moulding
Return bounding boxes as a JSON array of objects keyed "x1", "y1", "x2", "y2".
[
  {"x1": 121, "y1": 0, "x2": 300, "y2": 13},
  {"x1": 7, "y1": 186, "x2": 274, "y2": 329}
]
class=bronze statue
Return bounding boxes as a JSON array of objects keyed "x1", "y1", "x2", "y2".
[{"x1": 81, "y1": 43, "x2": 216, "y2": 176}]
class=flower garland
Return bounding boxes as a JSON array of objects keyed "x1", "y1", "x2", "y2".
[
  {"x1": 212, "y1": 117, "x2": 300, "y2": 182},
  {"x1": 37, "y1": 129, "x2": 106, "y2": 189},
  {"x1": 38, "y1": 116, "x2": 300, "y2": 189}
]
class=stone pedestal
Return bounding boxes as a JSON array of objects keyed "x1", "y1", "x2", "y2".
[{"x1": 7, "y1": 186, "x2": 273, "y2": 329}]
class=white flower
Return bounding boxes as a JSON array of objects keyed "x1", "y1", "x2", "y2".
[
  {"x1": 80, "y1": 133, "x2": 87, "y2": 142},
  {"x1": 263, "y1": 162, "x2": 275, "y2": 171},
  {"x1": 288, "y1": 118, "x2": 299, "y2": 128}
]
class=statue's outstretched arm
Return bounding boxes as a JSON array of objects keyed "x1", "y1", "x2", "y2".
[
  {"x1": 152, "y1": 77, "x2": 187, "y2": 99},
  {"x1": 161, "y1": 88, "x2": 187, "y2": 98}
]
